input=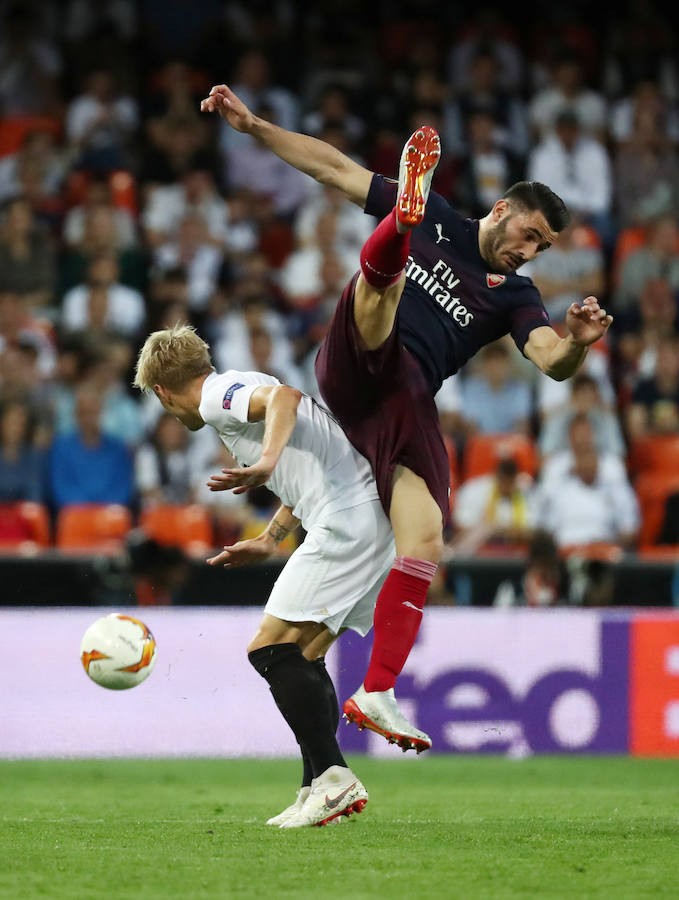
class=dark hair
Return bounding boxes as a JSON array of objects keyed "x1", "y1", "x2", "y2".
[
  {"x1": 502, "y1": 181, "x2": 571, "y2": 233},
  {"x1": 528, "y1": 528, "x2": 560, "y2": 566},
  {"x1": 496, "y1": 457, "x2": 518, "y2": 479},
  {"x1": 572, "y1": 373, "x2": 598, "y2": 392}
]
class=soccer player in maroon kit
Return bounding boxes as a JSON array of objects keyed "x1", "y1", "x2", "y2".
[{"x1": 201, "y1": 85, "x2": 613, "y2": 752}]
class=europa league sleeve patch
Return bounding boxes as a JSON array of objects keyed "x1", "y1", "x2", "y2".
[{"x1": 222, "y1": 383, "x2": 244, "y2": 409}]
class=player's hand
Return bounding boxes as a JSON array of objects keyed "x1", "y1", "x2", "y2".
[
  {"x1": 206, "y1": 460, "x2": 273, "y2": 495},
  {"x1": 200, "y1": 84, "x2": 255, "y2": 133},
  {"x1": 566, "y1": 296, "x2": 613, "y2": 346},
  {"x1": 206, "y1": 533, "x2": 275, "y2": 568}
]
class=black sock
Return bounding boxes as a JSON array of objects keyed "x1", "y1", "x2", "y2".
[
  {"x1": 248, "y1": 643, "x2": 347, "y2": 779},
  {"x1": 300, "y1": 658, "x2": 340, "y2": 787},
  {"x1": 312, "y1": 657, "x2": 340, "y2": 733}
]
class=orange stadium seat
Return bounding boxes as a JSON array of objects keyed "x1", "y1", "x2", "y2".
[
  {"x1": 64, "y1": 169, "x2": 138, "y2": 213},
  {"x1": 637, "y1": 544, "x2": 679, "y2": 561},
  {"x1": 462, "y1": 433, "x2": 538, "y2": 482},
  {"x1": 0, "y1": 502, "x2": 50, "y2": 551},
  {"x1": 628, "y1": 435, "x2": 679, "y2": 478},
  {"x1": 0, "y1": 115, "x2": 62, "y2": 157},
  {"x1": 56, "y1": 504, "x2": 132, "y2": 552},
  {"x1": 611, "y1": 226, "x2": 647, "y2": 289},
  {"x1": 634, "y1": 472, "x2": 679, "y2": 548},
  {"x1": 140, "y1": 504, "x2": 214, "y2": 556}
]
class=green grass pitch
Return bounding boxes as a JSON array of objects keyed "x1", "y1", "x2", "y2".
[{"x1": 2, "y1": 756, "x2": 679, "y2": 899}]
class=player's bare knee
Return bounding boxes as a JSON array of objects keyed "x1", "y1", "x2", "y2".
[{"x1": 397, "y1": 527, "x2": 443, "y2": 564}]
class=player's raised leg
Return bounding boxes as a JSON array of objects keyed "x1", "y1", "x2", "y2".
[
  {"x1": 343, "y1": 467, "x2": 441, "y2": 753},
  {"x1": 340, "y1": 127, "x2": 443, "y2": 753},
  {"x1": 353, "y1": 125, "x2": 441, "y2": 350}
]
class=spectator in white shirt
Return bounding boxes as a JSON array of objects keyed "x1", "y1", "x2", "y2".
[
  {"x1": 62, "y1": 175, "x2": 136, "y2": 250},
  {"x1": 529, "y1": 52, "x2": 607, "y2": 140},
  {"x1": 0, "y1": 5, "x2": 62, "y2": 116},
  {"x1": 65, "y1": 67, "x2": 138, "y2": 171},
  {"x1": 61, "y1": 252, "x2": 145, "y2": 338},
  {"x1": 451, "y1": 457, "x2": 535, "y2": 555},
  {"x1": 218, "y1": 48, "x2": 299, "y2": 157},
  {"x1": 225, "y1": 103, "x2": 313, "y2": 219},
  {"x1": 528, "y1": 109, "x2": 614, "y2": 249},
  {"x1": 461, "y1": 341, "x2": 532, "y2": 436},
  {"x1": 302, "y1": 84, "x2": 365, "y2": 145},
  {"x1": 135, "y1": 411, "x2": 194, "y2": 506},
  {"x1": 539, "y1": 373, "x2": 626, "y2": 460},
  {"x1": 141, "y1": 166, "x2": 229, "y2": 248},
  {"x1": 293, "y1": 184, "x2": 375, "y2": 265},
  {"x1": 0, "y1": 128, "x2": 67, "y2": 205},
  {"x1": 540, "y1": 413, "x2": 628, "y2": 488},
  {"x1": 153, "y1": 214, "x2": 223, "y2": 313},
  {"x1": 279, "y1": 210, "x2": 359, "y2": 307},
  {"x1": 533, "y1": 414, "x2": 639, "y2": 550},
  {"x1": 212, "y1": 293, "x2": 294, "y2": 378}
]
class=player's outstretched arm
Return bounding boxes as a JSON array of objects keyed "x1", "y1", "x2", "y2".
[
  {"x1": 200, "y1": 84, "x2": 374, "y2": 207},
  {"x1": 206, "y1": 504, "x2": 300, "y2": 568},
  {"x1": 206, "y1": 384, "x2": 302, "y2": 494},
  {"x1": 524, "y1": 296, "x2": 613, "y2": 381}
]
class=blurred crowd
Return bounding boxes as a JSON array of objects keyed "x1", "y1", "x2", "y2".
[{"x1": 0, "y1": 0, "x2": 678, "y2": 598}]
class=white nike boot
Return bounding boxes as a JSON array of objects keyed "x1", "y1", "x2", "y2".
[
  {"x1": 279, "y1": 765, "x2": 368, "y2": 828},
  {"x1": 343, "y1": 685, "x2": 432, "y2": 753},
  {"x1": 266, "y1": 786, "x2": 310, "y2": 826}
]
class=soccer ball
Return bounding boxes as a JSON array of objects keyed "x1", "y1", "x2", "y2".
[{"x1": 80, "y1": 613, "x2": 157, "y2": 690}]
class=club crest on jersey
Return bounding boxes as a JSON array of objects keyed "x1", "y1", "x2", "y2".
[
  {"x1": 222, "y1": 383, "x2": 244, "y2": 409},
  {"x1": 486, "y1": 274, "x2": 506, "y2": 288}
]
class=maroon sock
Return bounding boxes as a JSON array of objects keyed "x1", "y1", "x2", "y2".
[
  {"x1": 364, "y1": 556, "x2": 437, "y2": 692},
  {"x1": 360, "y1": 208, "x2": 411, "y2": 290}
]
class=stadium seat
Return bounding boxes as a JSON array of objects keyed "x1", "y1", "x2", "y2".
[
  {"x1": 56, "y1": 504, "x2": 132, "y2": 552},
  {"x1": 635, "y1": 472, "x2": 679, "y2": 548},
  {"x1": 637, "y1": 545, "x2": 679, "y2": 561},
  {"x1": 64, "y1": 169, "x2": 138, "y2": 213},
  {"x1": 0, "y1": 502, "x2": 50, "y2": 551},
  {"x1": 462, "y1": 433, "x2": 538, "y2": 482},
  {"x1": 628, "y1": 435, "x2": 679, "y2": 477},
  {"x1": 0, "y1": 115, "x2": 62, "y2": 157},
  {"x1": 139, "y1": 504, "x2": 214, "y2": 556},
  {"x1": 611, "y1": 226, "x2": 647, "y2": 289}
]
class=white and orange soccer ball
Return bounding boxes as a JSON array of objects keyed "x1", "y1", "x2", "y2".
[{"x1": 80, "y1": 613, "x2": 157, "y2": 690}]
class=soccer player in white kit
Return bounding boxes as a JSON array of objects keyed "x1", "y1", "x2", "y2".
[{"x1": 133, "y1": 324, "x2": 429, "y2": 828}]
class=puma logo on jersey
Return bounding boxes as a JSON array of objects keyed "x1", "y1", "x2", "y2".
[{"x1": 435, "y1": 223, "x2": 450, "y2": 244}]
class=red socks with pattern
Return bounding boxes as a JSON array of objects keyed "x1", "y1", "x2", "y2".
[
  {"x1": 363, "y1": 556, "x2": 438, "y2": 693},
  {"x1": 360, "y1": 208, "x2": 411, "y2": 290}
]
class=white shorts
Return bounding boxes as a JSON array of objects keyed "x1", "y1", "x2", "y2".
[{"x1": 264, "y1": 499, "x2": 395, "y2": 636}]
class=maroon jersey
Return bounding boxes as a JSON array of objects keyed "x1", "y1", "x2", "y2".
[{"x1": 366, "y1": 174, "x2": 551, "y2": 393}]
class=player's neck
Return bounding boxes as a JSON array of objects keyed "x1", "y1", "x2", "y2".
[{"x1": 477, "y1": 215, "x2": 493, "y2": 267}]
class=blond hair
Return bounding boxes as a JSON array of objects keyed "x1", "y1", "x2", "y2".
[{"x1": 133, "y1": 324, "x2": 214, "y2": 393}]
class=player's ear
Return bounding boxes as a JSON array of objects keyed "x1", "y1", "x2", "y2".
[{"x1": 492, "y1": 199, "x2": 509, "y2": 220}]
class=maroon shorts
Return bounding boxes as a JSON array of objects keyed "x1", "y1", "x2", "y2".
[{"x1": 315, "y1": 273, "x2": 451, "y2": 526}]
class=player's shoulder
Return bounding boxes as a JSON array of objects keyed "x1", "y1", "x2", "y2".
[
  {"x1": 200, "y1": 369, "x2": 278, "y2": 419},
  {"x1": 501, "y1": 271, "x2": 541, "y2": 304}
]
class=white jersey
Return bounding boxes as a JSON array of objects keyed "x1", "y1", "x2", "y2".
[{"x1": 198, "y1": 370, "x2": 380, "y2": 530}]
